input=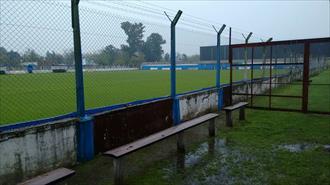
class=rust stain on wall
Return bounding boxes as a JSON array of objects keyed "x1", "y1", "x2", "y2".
[{"x1": 93, "y1": 99, "x2": 173, "y2": 153}]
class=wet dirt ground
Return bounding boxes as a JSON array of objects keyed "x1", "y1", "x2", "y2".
[{"x1": 59, "y1": 110, "x2": 330, "y2": 185}]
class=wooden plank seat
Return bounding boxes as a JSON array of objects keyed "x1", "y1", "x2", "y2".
[
  {"x1": 104, "y1": 113, "x2": 218, "y2": 185},
  {"x1": 18, "y1": 168, "x2": 75, "y2": 185},
  {"x1": 223, "y1": 102, "x2": 248, "y2": 127}
]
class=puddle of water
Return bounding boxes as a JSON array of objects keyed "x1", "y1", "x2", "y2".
[
  {"x1": 323, "y1": 145, "x2": 330, "y2": 153},
  {"x1": 161, "y1": 138, "x2": 267, "y2": 185},
  {"x1": 278, "y1": 143, "x2": 330, "y2": 153},
  {"x1": 279, "y1": 144, "x2": 314, "y2": 152},
  {"x1": 184, "y1": 138, "x2": 227, "y2": 167}
]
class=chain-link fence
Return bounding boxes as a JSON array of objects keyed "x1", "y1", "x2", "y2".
[
  {"x1": 0, "y1": 1, "x2": 76, "y2": 125},
  {"x1": 0, "y1": 0, "x2": 286, "y2": 126},
  {"x1": 78, "y1": 1, "x2": 171, "y2": 109}
]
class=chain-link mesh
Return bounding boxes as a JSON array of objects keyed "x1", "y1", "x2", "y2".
[
  {"x1": 0, "y1": 1, "x2": 275, "y2": 125},
  {"x1": 0, "y1": 1, "x2": 75, "y2": 125},
  {"x1": 175, "y1": 17, "x2": 215, "y2": 93},
  {"x1": 78, "y1": 1, "x2": 172, "y2": 109},
  {"x1": 308, "y1": 41, "x2": 330, "y2": 112}
]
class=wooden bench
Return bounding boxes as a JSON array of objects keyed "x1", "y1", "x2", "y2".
[
  {"x1": 223, "y1": 102, "x2": 248, "y2": 127},
  {"x1": 18, "y1": 168, "x2": 75, "y2": 185},
  {"x1": 104, "y1": 113, "x2": 218, "y2": 185}
]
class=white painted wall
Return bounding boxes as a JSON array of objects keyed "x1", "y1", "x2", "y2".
[
  {"x1": 179, "y1": 89, "x2": 218, "y2": 121},
  {"x1": 0, "y1": 118, "x2": 77, "y2": 184}
]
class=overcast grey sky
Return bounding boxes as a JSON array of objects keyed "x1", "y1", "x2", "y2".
[
  {"x1": 1, "y1": 0, "x2": 329, "y2": 55},
  {"x1": 148, "y1": 0, "x2": 330, "y2": 40}
]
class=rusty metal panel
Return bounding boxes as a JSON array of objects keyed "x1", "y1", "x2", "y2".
[{"x1": 93, "y1": 99, "x2": 173, "y2": 153}]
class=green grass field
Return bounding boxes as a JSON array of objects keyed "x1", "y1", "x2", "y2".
[
  {"x1": 0, "y1": 69, "x2": 329, "y2": 125},
  {"x1": 253, "y1": 70, "x2": 330, "y2": 112}
]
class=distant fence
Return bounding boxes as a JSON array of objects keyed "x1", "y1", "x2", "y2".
[{"x1": 229, "y1": 38, "x2": 330, "y2": 114}]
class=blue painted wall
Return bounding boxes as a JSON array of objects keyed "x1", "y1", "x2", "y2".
[{"x1": 141, "y1": 63, "x2": 292, "y2": 70}]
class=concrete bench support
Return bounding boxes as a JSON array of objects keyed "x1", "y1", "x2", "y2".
[
  {"x1": 239, "y1": 107, "x2": 245, "y2": 120},
  {"x1": 177, "y1": 131, "x2": 185, "y2": 153},
  {"x1": 113, "y1": 158, "x2": 124, "y2": 185},
  {"x1": 225, "y1": 111, "x2": 233, "y2": 127},
  {"x1": 223, "y1": 102, "x2": 248, "y2": 127},
  {"x1": 208, "y1": 118, "x2": 215, "y2": 137}
]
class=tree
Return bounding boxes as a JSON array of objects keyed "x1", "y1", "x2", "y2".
[
  {"x1": 0, "y1": 47, "x2": 9, "y2": 67},
  {"x1": 103, "y1": 44, "x2": 119, "y2": 64},
  {"x1": 143, "y1": 33, "x2": 166, "y2": 62},
  {"x1": 176, "y1": 53, "x2": 182, "y2": 61},
  {"x1": 85, "y1": 45, "x2": 119, "y2": 66},
  {"x1": 186, "y1": 55, "x2": 200, "y2": 63},
  {"x1": 45, "y1": 51, "x2": 64, "y2": 66},
  {"x1": 164, "y1": 53, "x2": 170, "y2": 62},
  {"x1": 7, "y1": 50, "x2": 21, "y2": 68},
  {"x1": 129, "y1": 52, "x2": 145, "y2": 67},
  {"x1": 114, "y1": 51, "x2": 130, "y2": 66},
  {"x1": 22, "y1": 49, "x2": 43, "y2": 66},
  {"x1": 63, "y1": 50, "x2": 75, "y2": 66},
  {"x1": 182, "y1": 53, "x2": 188, "y2": 62},
  {"x1": 0, "y1": 47, "x2": 22, "y2": 69},
  {"x1": 121, "y1": 21, "x2": 145, "y2": 57}
]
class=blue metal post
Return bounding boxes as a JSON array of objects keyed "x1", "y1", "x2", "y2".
[
  {"x1": 216, "y1": 33, "x2": 221, "y2": 111},
  {"x1": 71, "y1": 0, "x2": 94, "y2": 162},
  {"x1": 169, "y1": 10, "x2": 182, "y2": 125},
  {"x1": 214, "y1": 25, "x2": 226, "y2": 111}
]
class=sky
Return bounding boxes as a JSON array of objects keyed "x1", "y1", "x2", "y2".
[
  {"x1": 0, "y1": 0, "x2": 329, "y2": 55},
  {"x1": 151, "y1": 0, "x2": 330, "y2": 41}
]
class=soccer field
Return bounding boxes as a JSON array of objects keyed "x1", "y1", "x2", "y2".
[
  {"x1": 0, "y1": 70, "x2": 222, "y2": 125},
  {"x1": 0, "y1": 68, "x2": 320, "y2": 125}
]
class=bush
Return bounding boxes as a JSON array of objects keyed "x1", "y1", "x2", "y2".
[{"x1": 0, "y1": 70, "x2": 6, "y2": 75}]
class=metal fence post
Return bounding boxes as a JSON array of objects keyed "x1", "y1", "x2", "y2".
[
  {"x1": 302, "y1": 42, "x2": 310, "y2": 113},
  {"x1": 212, "y1": 24, "x2": 226, "y2": 111},
  {"x1": 242, "y1": 32, "x2": 253, "y2": 101},
  {"x1": 229, "y1": 27, "x2": 233, "y2": 105},
  {"x1": 71, "y1": 0, "x2": 94, "y2": 162},
  {"x1": 165, "y1": 10, "x2": 182, "y2": 125}
]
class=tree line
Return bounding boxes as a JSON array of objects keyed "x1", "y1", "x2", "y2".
[
  {"x1": 0, "y1": 47, "x2": 74, "y2": 69},
  {"x1": 85, "y1": 21, "x2": 166, "y2": 67},
  {"x1": 0, "y1": 21, "x2": 200, "y2": 69}
]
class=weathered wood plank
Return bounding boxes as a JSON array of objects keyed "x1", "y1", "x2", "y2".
[
  {"x1": 223, "y1": 102, "x2": 248, "y2": 111},
  {"x1": 19, "y1": 168, "x2": 75, "y2": 185},
  {"x1": 104, "y1": 113, "x2": 218, "y2": 158}
]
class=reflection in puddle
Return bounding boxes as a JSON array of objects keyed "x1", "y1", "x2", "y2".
[
  {"x1": 163, "y1": 138, "x2": 267, "y2": 185},
  {"x1": 184, "y1": 138, "x2": 227, "y2": 167},
  {"x1": 164, "y1": 141, "x2": 330, "y2": 185},
  {"x1": 323, "y1": 145, "x2": 330, "y2": 153},
  {"x1": 278, "y1": 143, "x2": 330, "y2": 153},
  {"x1": 279, "y1": 144, "x2": 315, "y2": 152}
]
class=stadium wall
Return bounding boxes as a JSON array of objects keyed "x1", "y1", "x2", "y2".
[
  {"x1": 141, "y1": 62, "x2": 299, "y2": 71},
  {"x1": 141, "y1": 63, "x2": 231, "y2": 70},
  {"x1": 179, "y1": 88, "x2": 218, "y2": 121},
  {"x1": 0, "y1": 118, "x2": 77, "y2": 185}
]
